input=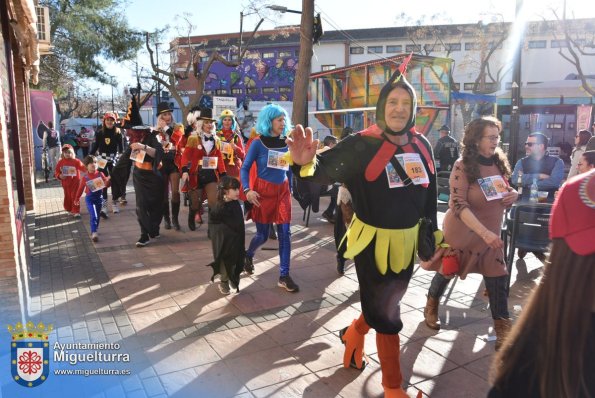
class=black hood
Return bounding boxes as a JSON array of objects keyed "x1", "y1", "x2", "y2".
[{"x1": 375, "y1": 68, "x2": 417, "y2": 136}]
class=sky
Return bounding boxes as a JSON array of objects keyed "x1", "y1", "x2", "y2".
[{"x1": 95, "y1": 0, "x2": 595, "y2": 96}]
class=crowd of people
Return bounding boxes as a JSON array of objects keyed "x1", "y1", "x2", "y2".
[{"x1": 49, "y1": 64, "x2": 595, "y2": 396}]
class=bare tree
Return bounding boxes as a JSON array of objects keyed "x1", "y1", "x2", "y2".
[
  {"x1": 144, "y1": 13, "x2": 264, "y2": 119},
  {"x1": 550, "y1": 10, "x2": 595, "y2": 96}
]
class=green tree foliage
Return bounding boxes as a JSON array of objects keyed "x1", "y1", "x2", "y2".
[{"x1": 37, "y1": 0, "x2": 142, "y2": 90}]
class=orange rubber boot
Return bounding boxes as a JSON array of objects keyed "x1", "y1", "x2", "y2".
[
  {"x1": 377, "y1": 333, "x2": 422, "y2": 398},
  {"x1": 339, "y1": 314, "x2": 369, "y2": 370}
]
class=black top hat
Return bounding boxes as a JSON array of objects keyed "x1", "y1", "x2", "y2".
[
  {"x1": 198, "y1": 108, "x2": 215, "y2": 121},
  {"x1": 157, "y1": 102, "x2": 173, "y2": 115}
]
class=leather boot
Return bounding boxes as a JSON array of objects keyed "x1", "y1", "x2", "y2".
[
  {"x1": 171, "y1": 202, "x2": 181, "y2": 231},
  {"x1": 494, "y1": 318, "x2": 512, "y2": 351},
  {"x1": 163, "y1": 202, "x2": 171, "y2": 230},
  {"x1": 424, "y1": 296, "x2": 441, "y2": 330},
  {"x1": 188, "y1": 209, "x2": 196, "y2": 231}
]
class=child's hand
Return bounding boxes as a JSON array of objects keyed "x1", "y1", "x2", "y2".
[
  {"x1": 58, "y1": 175, "x2": 66, "y2": 180},
  {"x1": 74, "y1": 200, "x2": 80, "y2": 207}
]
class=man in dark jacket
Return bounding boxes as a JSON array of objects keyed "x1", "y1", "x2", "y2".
[{"x1": 433, "y1": 125, "x2": 459, "y2": 172}]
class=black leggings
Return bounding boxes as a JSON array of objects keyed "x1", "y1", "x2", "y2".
[{"x1": 428, "y1": 273, "x2": 510, "y2": 319}]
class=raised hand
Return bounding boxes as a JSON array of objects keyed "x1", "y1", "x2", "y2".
[{"x1": 285, "y1": 124, "x2": 319, "y2": 166}]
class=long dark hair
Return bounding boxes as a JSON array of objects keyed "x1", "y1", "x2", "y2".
[
  {"x1": 577, "y1": 129, "x2": 593, "y2": 146},
  {"x1": 461, "y1": 116, "x2": 511, "y2": 183},
  {"x1": 490, "y1": 238, "x2": 595, "y2": 397},
  {"x1": 216, "y1": 176, "x2": 240, "y2": 204}
]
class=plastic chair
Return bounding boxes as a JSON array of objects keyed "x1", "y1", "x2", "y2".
[{"x1": 504, "y1": 203, "x2": 552, "y2": 292}]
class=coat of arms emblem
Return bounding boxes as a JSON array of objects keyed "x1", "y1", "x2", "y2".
[{"x1": 8, "y1": 321, "x2": 52, "y2": 387}]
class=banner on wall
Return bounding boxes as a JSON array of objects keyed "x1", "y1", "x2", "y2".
[
  {"x1": 576, "y1": 105, "x2": 592, "y2": 133},
  {"x1": 30, "y1": 90, "x2": 56, "y2": 170}
]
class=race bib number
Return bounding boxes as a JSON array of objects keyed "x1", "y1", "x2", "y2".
[
  {"x1": 395, "y1": 153, "x2": 429, "y2": 185},
  {"x1": 478, "y1": 175, "x2": 508, "y2": 201},
  {"x1": 86, "y1": 177, "x2": 105, "y2": 193},
  {"x1": 97, "y1": 157, "x2": 108, "y2": 169},
  {"x1": 130, "y1": 149, "x2": 146, "y2": 163},
  {"x1": 61, "y1": 166, "x2": 77, "y2": 177},
  {"x1": 385, "y1": 163, "x2": 405, "y2": 188},
  {"x1": 267, "y1": 150, "x2": 289, "y2": 170},
  {"x1": 202, "y1": 156, "x2": 218, "y2": 169},
  {"x1": 220, "y1": 141, "x2": 233, "y2": 155}
]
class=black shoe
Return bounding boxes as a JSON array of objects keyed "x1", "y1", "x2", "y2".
[
  {"x1": 534, "y1": 251, "x2": 547, "y2": 262},
  {"x1": 136, "y1": 234, "x2": 150, "y2": 247},
  {"x1": 149, "y1": 233, "x2": 160, "y2": 239},
  {"x1": 172, "y1": 218, "x2": 180, "y2": 231},
  {"x1": 100, "y1": 211, "x2": 109, "y2": 220},
  {"x1": 188, "y1": 211, "x2": 196, "y2": 231},
  {"x1": 244, "y1": 256, "x2": 254, "y2": 275},
  {"x1": 163, "y1": 216, "x2": 172, "y2": 230},
  {"x1": 268, "y1": 226, "x2": 277, "y2": 240},
  {"x1": 278, "y1": 275, "x2": 299, "y2": 292},
  {"x1": 322, "y1": 211, "x2": 335, "y2": 224},
  {"x1": 336, "y1": 258, "x2": 345, "y2": 275},
  {"x1": 518, "y1": 249, "x2": 527, "y2": 259}
]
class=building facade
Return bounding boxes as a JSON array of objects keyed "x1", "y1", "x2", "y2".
[{"x1": 0, "y1": 0, "x2": 42, "y2": 319}]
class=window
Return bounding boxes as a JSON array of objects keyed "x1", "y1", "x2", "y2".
[
  {"x1": 350, "y1": 46, "x2": 364, "y2": 54},
  {"x1": 246, "y1": 88, "x2": 259, "y2": 95},
  {"x1": 279, "y1": 51, "x2": 292, "y2": 57},
  {"x1": 547, "y1": 122, "x2": 563, "y2": 129},
  {"x1": 463, "y1": 83, "x2": 475, "y2": 90},
  {"x1": 551, "y1": 39, "x2": 568, "y2": 48},
  {"x1": 406, "y1": 44, "x2": 421, "y2": 53},
  {"x1": 262, "y1": 52, "x2": 275, "y2": 59},
  {"x1": 204, "y1": 90, "x2": 213, "y2": 95},
  {"x1": 262, "y1": 87, "x2": 276, "y2": 93},
  {"x1": 465, "y1": 42, "x2": 479, "y2": 51},
  {"x1": 488, "y1": 41, "x2": 503, "y2": 50},
  {"x1": 279, "y1": 87, "x2": 291, "y2": 93},
  {"x1": 231, "y1": 88, "x2": 243, "y2": 95},
  {"x1": 452, "y1": 83, "x2": 461, "y2": 91},
  {"x1": 529, "y1": 40, "x2": 547, "y2": 49},
  {"x1": 215, "y1": 89, "x2": 228, "y2": 95},
  {"x1": 200, "y1": 55, "x2": 209, "y2": 62},
  {"x1": 367, "y1": 46, "x2": 383, "y2": 54},
  {"x1": 386, "y1": 45, "x2": 402, "y2": 53},
  {"x1": 445, "y1": 43, "x2": 461, "y2": 51},
  {"x1": 424, "y1": 44, "x2": 441, "y2": 52},
  {"x1": 321, "y1": 64, "x2": 336, "y2": 71}
]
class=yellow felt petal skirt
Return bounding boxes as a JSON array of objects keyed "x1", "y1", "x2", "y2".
[{"x1": 343, "y1": 215, "x2": 419, "y2": 275}]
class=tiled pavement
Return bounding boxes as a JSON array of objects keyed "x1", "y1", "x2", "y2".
[{"x1": 1, "y1": 177, "x2": 545, "y2": 398}]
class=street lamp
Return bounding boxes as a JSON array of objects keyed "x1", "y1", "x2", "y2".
[
  {"x1": 268, "y1": 1, "x2": 315, "y2": 127},
  {"x1": 266, "y1": 5, "x2": 303, "y2": 14}
]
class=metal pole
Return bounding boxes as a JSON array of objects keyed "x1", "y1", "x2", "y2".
[
  {"x1": 96, "y1": 91, "x2": 99, "y2": 127},
  {"x1": 509, "y1": 0, "x2": 523, "y2": 167},
  {"x1": 155, "y1": 42, "x2": 161, "y2": 106}
]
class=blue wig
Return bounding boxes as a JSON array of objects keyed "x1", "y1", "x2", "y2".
[
  {"x1": 216, "y1": 114, "x2": 237, "y2": 131},
  {"x1": 256, "y1": 104, "x2": 292, "y2": 137}
]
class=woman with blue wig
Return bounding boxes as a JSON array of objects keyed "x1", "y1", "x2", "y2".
[{"x1": 240, "y1": 103, "x2": 299, "y2": 292}]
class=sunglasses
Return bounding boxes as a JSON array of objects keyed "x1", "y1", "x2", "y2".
[{"x1": 524, "y1": 142, "x2": 538, "y2": 147}]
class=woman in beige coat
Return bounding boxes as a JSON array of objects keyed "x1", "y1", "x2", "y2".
[{"x1": 422, "y1": 116, "x2": 518, "y2": 349}]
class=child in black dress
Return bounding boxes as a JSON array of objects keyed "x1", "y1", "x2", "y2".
[{"x1": 208, "y1": 176, "x2": 245, "y2": 294}]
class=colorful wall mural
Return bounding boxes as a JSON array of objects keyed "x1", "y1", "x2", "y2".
[{"x1": 199, "y1": 46, "x2": 299, "y2": 107}]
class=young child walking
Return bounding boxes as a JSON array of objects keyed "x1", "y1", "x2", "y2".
[
  {"x1": 207, "y1": 176, "x2": 245, "y2": 295},
  {"x1": 55, "y1": 144, "x2": 86, "y2": 218},
  {"x1": 75, "y1": 156, "x2": 111, "y2": 242}
]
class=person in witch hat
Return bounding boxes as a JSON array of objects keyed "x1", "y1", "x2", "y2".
[
  {"x1": 155, "y1": 101, "x2": 182, "y2": 231},
  {"x1": 287, "y1": 55, "x2": 431, "y2": 398},
  {"x1": 114, "y1": 93, "x2": 165, "y2": 247}
]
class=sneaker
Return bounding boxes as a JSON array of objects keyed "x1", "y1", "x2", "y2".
[
  {"x1": 244, "y1": 256, "x2": 254, "y2": 275},
  {"x1": 218, "y1": 281, "x2": 230, "y2": 295},
  {"x1": 136, "y1": 234, "x2": 150, "y2": 247},
  {"x1": 278, "y1": 275, "x2": 299, "y2": 292},
  {"x1": 112, "y1": 202, "x2": 120, "y2": 214},
  {"x1": 119, "y1": 196, "x2": 127, "y2": 205},
  {"x1": 149, "y1": 233, "x2": 160, "y2": 239},
  {"x1": 72, "y1": 213, "x2": 81, "y2": 219},
  {"x1": 91, "y1": 232, "x2": 99, "y2": 242},
  {"x1": 100, "y1": 211, "x2": 109, "y2": 220}
]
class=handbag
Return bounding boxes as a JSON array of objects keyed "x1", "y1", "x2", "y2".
[{"x1": 390, "y1": 155, "x2": 436, "y2": 262}]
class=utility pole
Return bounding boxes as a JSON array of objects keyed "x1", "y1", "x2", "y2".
[
  {"x1": 95, "y1": 88, "x2": 100, "y2": 128},
  {"x1": 291, "y1": 0, "x2": 314, "y2": 127},
  {"x1": 110, "y1": 76, "x2": 115, "y2": 112},
  {"x1": 509, "y1": 0, "x2": 523, "y2": 167},
  {"x1": 155, "y1": 42, "x2": 161, "y2": 106}
]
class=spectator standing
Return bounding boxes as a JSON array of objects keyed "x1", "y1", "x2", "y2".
[
  {"x1": 568, "y1": 129, "x2": 593, "y2": 178},
  {"x1": 42, "y1": 121, "x2": 61, "y2": 173},
  {"x1": 434, "y1": 124, "x2": 459, "y2": 172}
]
